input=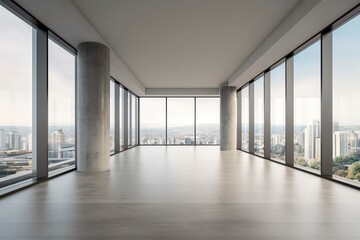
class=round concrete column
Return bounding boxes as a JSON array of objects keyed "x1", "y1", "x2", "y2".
[
  {"x1": 220, "y1": 86, "x2": 237, "y2": 150},
  {"x1": 77, "y1": 42, "x2": 110, "y2": 172}
]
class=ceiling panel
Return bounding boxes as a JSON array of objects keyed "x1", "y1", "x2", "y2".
[{"x1": 73, "y1": 0, "x2": 300, "y2": 88}]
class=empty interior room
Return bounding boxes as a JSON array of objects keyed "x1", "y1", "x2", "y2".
[{"x1": 1, "y1": 0, "x2": 360, "y2": 239}]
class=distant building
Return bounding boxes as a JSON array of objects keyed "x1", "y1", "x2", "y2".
[
  {"x1": 7, "y1": 131, "x2": 21, "y2": 150},
  {"x1": 49, "y1": 129, "x2": 65, "y2": 158},
  {"x1": 0, "y1": 129, "x2": 6, "y2": 150},
  {"x1": 28, "y1": 134, "x2": 32, "y2": 150},
  {"x1": 294, "y1": 131, "x2": 305, "y2": 146},
  {"x1": 271, "y1": 134, "x2": 283, "y2": 146},
  {"x1": 184, "y1": 136, "x2": 194, "y2": 145},
  {"x1": 315, "y1": 137, "x2": 321, "y2": 159},
  {"x1": 304, "y1": 120, "x2": 320, "y2": 160},
  {"x1": 333, "y1": 131, "x2": 348, "y2": 158}
]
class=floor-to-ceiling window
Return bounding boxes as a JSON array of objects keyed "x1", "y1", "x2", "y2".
[
  {"x1": 119, "y1": 86, "x2": 124, "y2": 150},
  {"x1": 254, "y1": 76, "x2": 264, "y2": 156},
  {"x1": 109, "y1": 81, "x2": 139, "y2": 153},
  {"x1": 270, "y1": 62, "x2": 286, "y2": 162},
  {"x1": 139, "y1": 97, "x2": 220, "y2": 146},
  {"x1": 131, "y1": 94, "x2": 137, "y2": 146},
  {"x1": 167, "y1": 98, "x2": 195, "y2": 145},
  {"x1": 140, "y1": 98, "x2": 166, "y2": 145},
  {"x1": 196, "y1": 98, "x2": 220, "y2": 145},
  {"x1": 128, "y1": 92, "x2": 131, "y2": 147},
  {"x1": 110, "y1": 80, "x2": 115, "y2": 153},
  {"x1": 0, "y1": 1, "x2": 149, "y2": 192},
  {"x1": 0, "y1": 5, "x2": 34, "y2": 183},
  {"x1": 48, "y1": 38, "x2": 76, "y2": 171},
  {"x1": 241, "y1": 86, "x2": 249, "y2": 151},
  {"x1": 332, "y1": 14, "x2": 360, "y2": 182},
  {"x1": 293, "y1": 40, "x2": 321, "y2": 172}
]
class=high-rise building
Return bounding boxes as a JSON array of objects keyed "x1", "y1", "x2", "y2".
[
  {"x1": 315, "y1": 138, "x2": 321, "y2": 159},
  {"x1": 304, "y1": 120, "x2": 320, "y2": 160},
  {"x1": 272, "y1": 134, "x2": 282, "y2": 146},
  {"x1": 333, "y1": 131, "x2": 348, "y2": 158},
  {"x1": 295, "y1": 131, "x2": 305, "y2": 147},
  {"x1": 49, "y1": 129, "x2": 65, "y2": 158},
  {"x1": 0, "y1": 129, "x2": 6, "y2": 150},
  {"x1": 28, "y1": 134, "x2": 32, "y2": 151},
  {"x1": 7, "y1": 131, "x2": 21, "y2": 150}
]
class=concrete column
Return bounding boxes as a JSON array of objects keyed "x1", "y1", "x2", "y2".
[
  {"x1": 220, "y1": 85, "x2": 237, "y2": 150},
  {"x1": 77, "y1": 42, "x2": 110, "y2": 172}
]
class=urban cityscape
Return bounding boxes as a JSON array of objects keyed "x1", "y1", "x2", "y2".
[
  {"x1": 249, "y1": 121, "x2": 360, "y2": 182},
  {"x1": 3, "y1": 121, "x2": 360, "y2": 182},
  {"x1": 0, "y1": 126, "x2": 75, "y2": 179},
  {"x1": 140, "y1": 124, "x2": 219, "y2": 145}
]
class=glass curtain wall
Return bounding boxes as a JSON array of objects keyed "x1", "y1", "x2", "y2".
[
  {"x1": 0, "y1": 1, "x2": 144, "y2": 191},
  {"x1": 333, "y1": 14, "x2": 360, "y2": 182},
  {"x1": 236, "y1": 4, "x2": 360, "y2": 187},
  {"x1": 128, "y1": 93, "x2": 131, "y2": 147},
  {"x1": 131, "y1": 94, "x2": 136, "y2": 146},
  {"x1": 48, "y1": 39, "x2": 76, "y2": 171},
  {"x1": 196, "y1": 98, "x2": 220, "y2": 145},
  {"x1": 167, "y1": 98, "x2": 195, "y2": 145},
  {"x1": 0, "y1": 5, "x2": 34, "y2": 181},
  {"x1": 110, "y1": 82, "x2": 139, "y2": 152},
  {"x1": 293, "y1": 41, "x2": 321, "y2": 171},
  {"x1": 110, "y1": 80, "x2": 115, "y2": 153},
  {"x1": 139, "y1": 98, "x2": 166, "y2": 145},
  {"x1": 119, "y1": 86, "x2": 124, "y2": 150},
  {"x1": 270, "y1": 63, "x2": 286, "y2": 162},
  {"x1": 135, "y1": 97, "x2": 139, "y2": 145},
  {"x1": 241, "y1": 86, "x2": 249, "y2": 151},
  {"x1": 139, "y1": 97, "x2": 220, "y2": 146},
  {"x1": 254, "y1": 76, "x2": 264, "y2": 156}
]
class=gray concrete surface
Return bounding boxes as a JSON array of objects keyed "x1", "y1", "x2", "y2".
[
  {"x1": 220, "y1": 86, "x2": 237, "y2": 150},
  {"x1": 77, "y1": 42, "x2": 110, "y2": 172}
]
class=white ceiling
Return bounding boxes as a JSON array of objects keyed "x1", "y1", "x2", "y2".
[
  {"x1": 13, "y1": 0, "x2": 360, "y2": 95},
  {"x1": 72, "y1": 0, "x2": 300, "y2": 89}
]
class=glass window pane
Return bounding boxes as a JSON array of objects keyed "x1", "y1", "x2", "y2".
[
  {"x1": 48, "y1": 39, "x2": 76, "y2": 172},
  {"x1": 294, "y1": 41, "x2": 321, "y2": 172},
  {"x1": 0, "y1": 5, "x2": 34, "y2": 182},
  {"x1": 270, "y1": 62, "x2": 286, "y2": 162},
  {"x1": 135, "y1": 97, "x2": 139, "y2": 145},
  {"x1": 131, "y1": 94, "x2": 136, "y2": 146},
  {"x1": 241, "y1": 86, "x2": 249, "y2": 151},
  {"x1": 196, "y1": 98, "x2": 220, "y2": 145},
  {"x1": 128, "y1": 92, "x2": 131, "y2": 146},
  {"x1": 120, "y1": 86, "x2": 124, "y2": 150},
  {"x1": 140, "y1": 98, "x2": 166, "y2": 145},
  {"x1": 167, "y1": 98, "x2": 194, "y2": 145},
  {"x1": 333, "y1": 14, "x2": 360, "y2": 183},
  {"x1": 110, "y1": 80, "x2": 115, "y2": 153},
  {"x1": 254, "y1": 77, "x2": 264, "y2": 156}
]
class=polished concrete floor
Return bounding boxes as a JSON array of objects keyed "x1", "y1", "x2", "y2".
[{"x1": 1, "y1": 146, "x2": 360, "y2": 239}]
